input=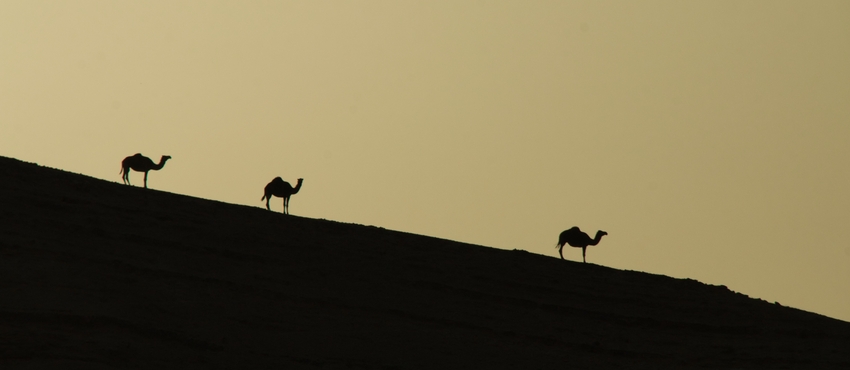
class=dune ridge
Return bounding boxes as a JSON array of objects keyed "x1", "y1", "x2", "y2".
[{"x1": 1, "y1": 155, "x2": 849, "y2": 369}]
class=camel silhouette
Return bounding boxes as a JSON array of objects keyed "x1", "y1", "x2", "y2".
[
  {"x1": 261, "y1": 177, "x2": 303, "y2": 214},
  {"x1": 119, "y1": 153, "x2": 171, "y2": 189},
  {"x1": 557, "y1": 227, "x2": 608, "y2": 263}
]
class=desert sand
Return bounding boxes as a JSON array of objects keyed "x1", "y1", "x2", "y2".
[{"x1": 1, "y1": 155, "x2": 848, "y2": 369}]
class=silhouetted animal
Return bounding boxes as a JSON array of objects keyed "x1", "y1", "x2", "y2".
[
  {"x1": 120, "y1": 154, "x2": 171, "y2": 189},
  {"x1": 261, "y1": 177, "x2": 303, "y2": 214},
  {"x1": 557, "y1": 227, "x2": 608, "y2": 263}
]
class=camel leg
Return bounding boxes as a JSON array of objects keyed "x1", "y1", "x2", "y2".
[
  {"x1": 265, "y1": 198, "x2": 271, "y2": 211},
  {"x1": 143, "y1": 171, "x2": 149, "y2": 189},
  {"x1": 558, "y1": 246, "x2": 564, "y2": 260},
  {"x1": 283, "y1": 197, "x2": 288, "y2": 215},
  {"x1": 582, "y1": 247, "x2": 587, "y2": 263}
]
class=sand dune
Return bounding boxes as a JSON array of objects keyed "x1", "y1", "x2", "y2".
[{"x1": 1, "y1": 156, "x2": 848, "y2": 369}]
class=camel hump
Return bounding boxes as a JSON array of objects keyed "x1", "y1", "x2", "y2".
[
  {"x1": 561, "y1": 226, "x2": 581, "y2": 236},
  {"x1": 557, "y1": 226, "x2": 582, "y2": 246},
  {"x1": 269, "y1": 177, "x2": 289, "y2": 187}
]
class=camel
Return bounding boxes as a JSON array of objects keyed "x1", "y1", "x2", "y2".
[
  {"x1": 261, "y1": 177, "x2": 303, "y2": 214},
  {"x1": 557, "y1": 226, "x2": 608, "y2": 263},
  {"x1": 119, "y1": 153, "x2": 171, "y2": 189}
]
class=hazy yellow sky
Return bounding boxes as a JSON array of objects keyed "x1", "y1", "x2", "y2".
[{"x1": 3, "y1": 1, "x2": 849, "y2": 321}]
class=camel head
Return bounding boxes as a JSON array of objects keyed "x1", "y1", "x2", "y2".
[{"x1": 292, "y1": 178, "x2": 304, "y2": 193}]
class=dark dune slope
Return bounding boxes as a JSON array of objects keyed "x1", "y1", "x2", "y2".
[{"x1": 1, "y1": 155, "x2": 849, "y2": 369}]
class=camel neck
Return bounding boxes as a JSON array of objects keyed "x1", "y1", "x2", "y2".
[
  {"x1": 153, "y1": 158, "x2": 168, "y2": 170},
  {"x1": 591, "y1": 232, "x2": 605, "y2": 246}
]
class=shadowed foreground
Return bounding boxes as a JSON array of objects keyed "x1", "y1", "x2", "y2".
[{"x1": 1, "y1": 156, "x2": 849, "y2": 369}]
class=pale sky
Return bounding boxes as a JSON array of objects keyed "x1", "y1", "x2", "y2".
[{"x1": 2, "y1": 1, "x2": 849, "y2": 322}]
